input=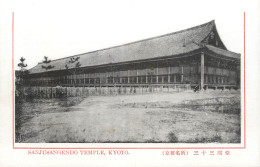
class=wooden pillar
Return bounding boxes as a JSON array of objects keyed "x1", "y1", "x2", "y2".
[
  {"x1": 83, "y1": 74, "x2": 86, "y2": 85},
  {"x1": 136, "y1": 70, "x2": 139, "y2": 84},
  {"x1": 156, "y1": 67, "x2": 158, "y2": 83},
  {"x1": 111, "y1": 67, "x2": 115, "y2": 84},
  {"x1": 168, "y1": 67, "x2": 171, "y2": 83},
  {"x1": 76, "y1": 73, "x2": 78, "y2": 85},
  {"x1": 128, "y1": 70, "x2": 130, "y2": 84},
  {"x1": 106, "y1": 72, "x2": 108, "y2": 84},
  {"x1": 181, "y1": 66, "x2": 184, "y2": 83},
  {"x1": 201, "y1": 52, "x2": 204, "y2": 89}
]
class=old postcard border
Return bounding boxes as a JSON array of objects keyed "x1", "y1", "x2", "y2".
[{"x1": 11, "y1": 12, "x2": 246, "y2": 149}]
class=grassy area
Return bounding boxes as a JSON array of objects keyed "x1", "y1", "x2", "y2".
[{"x1": 15, "y1": 90, "x2": 241, "y2": 143}]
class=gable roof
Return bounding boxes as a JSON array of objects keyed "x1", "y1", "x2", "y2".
[{"x1": 29, "y1": 20, "x2": 237, "y2": 74}]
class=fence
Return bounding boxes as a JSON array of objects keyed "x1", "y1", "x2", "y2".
[{"x1": 19, "y1": 84, "x2": 191, "y2": 98}]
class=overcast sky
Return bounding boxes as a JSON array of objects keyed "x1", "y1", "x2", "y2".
[{"x1": 10, "y1": 0, "x2": 248, "y2": 70}]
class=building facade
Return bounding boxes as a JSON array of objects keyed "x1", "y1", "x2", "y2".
[{"x1": 26, "y1": 20, "x2": 240, "y2": 90}]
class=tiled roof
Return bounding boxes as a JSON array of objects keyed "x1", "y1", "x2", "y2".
[
  {"x1": 29, "y1": 20, "x2": 238, "y2": 74},
  {"x1": 206, "y1": 45, "x2": 240, "y2": 59}
]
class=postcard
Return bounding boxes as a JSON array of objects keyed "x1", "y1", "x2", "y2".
[{"x1": 0, "y1": 0, "x2": 259, "y2": 166}]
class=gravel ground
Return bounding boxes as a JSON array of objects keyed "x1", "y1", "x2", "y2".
[{"x1": 15, "y1": 90, "x2": 241, "y2": 143}]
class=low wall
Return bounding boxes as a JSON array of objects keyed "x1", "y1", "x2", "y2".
[{"x1": 19, "y1": 85, "x2": 191, "y2": 98}]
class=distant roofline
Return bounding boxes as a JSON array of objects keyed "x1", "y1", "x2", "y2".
[{"x1": 37, "y1": 20, "x2": 215, "y2": 65}]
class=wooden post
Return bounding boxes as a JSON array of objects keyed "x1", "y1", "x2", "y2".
[
  {"x1": 156, "y1": 67, "x2": 158, "y2": 83},
  {"x1": 136, "y1": 70, "x2": 139, "y2": 84},
  {"x1": 181, "y1": 66, "x2": 184, "y2": 83},
  {"x1": 168, "y1": 67, "x2": 171, "y2": 83},
  {"x1": 83, "y1": 74, "x2": 86, "y2": 85},
  {"x1": 106, "y1": 72, "x2": 108, "y2": 84},
  {"x1": 201, "y1": 52, "x2": 204, "y2": 90}
]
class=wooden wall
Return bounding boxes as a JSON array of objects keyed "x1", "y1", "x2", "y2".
[{"x1": 27, "y1": 54, "x2": 239, "y2": 87}]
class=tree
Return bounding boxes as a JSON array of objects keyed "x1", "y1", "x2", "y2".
[
  {"x1": 17, "y1": 57, "x2": 29, "y2": 84},
  {"x1": 64, "y1": 57, "x2": 81, "y2": 86},
  {"x1": 16, "y1": 57, "x2": 29, "y2": 99},
  {"x1": 18, "y1": 57, "x2": 28, "y2": 70},
  {"x1": 41, "y1": 56, "x2": 54, "y2": 70}
]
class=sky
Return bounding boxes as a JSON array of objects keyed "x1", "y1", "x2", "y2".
[{"x1": 3, "y1": 0, "x2": 250, "y2": 69}]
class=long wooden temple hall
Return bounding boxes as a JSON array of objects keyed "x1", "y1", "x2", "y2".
[{"x1": 28, "y1": 20, "x2": 240, "y2": 91}]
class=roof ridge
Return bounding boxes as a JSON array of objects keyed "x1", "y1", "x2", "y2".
[{"x1": 37, "y1": 20, "x2": 215, "y2": 64}]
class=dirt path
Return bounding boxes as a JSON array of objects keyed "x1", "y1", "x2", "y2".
[{"x1": 18, "y1": 91, "x2": 241, "y2": 143}]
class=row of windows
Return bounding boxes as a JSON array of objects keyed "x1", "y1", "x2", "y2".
[
  {"x1": 205, "y1": 75, "x2": 230, "y2": 84},
  {"x1": 50, "y1": 66, "x2": 236, "y2": 80},
  {"x1": 106, "y1": 75, "x2": 182, "y2": 84},
  {"x1": 31, "y1": 75, "x2": 182, "y2": 85},
  {"x1": 30, "y1": 74, "x2": 235, "y2": 85}
]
